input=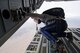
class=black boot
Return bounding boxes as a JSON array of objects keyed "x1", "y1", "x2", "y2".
[{"x1": 66, "y1": 32, "x2": 73, "y2": 41}]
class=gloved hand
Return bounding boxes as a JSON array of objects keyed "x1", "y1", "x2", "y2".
[
  {"x1": 38, "y1": 19, "x2": 41, "y2": 24},
  {"x1": 33, "y1": 18, "x2": 41, "y2": 24}
]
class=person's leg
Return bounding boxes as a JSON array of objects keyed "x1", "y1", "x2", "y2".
[
  {"x1": 56, "y1": 32, "x2": 66, "y2": 37},
  {"x1": 40, "y1": 20, "x2": 67, "y2": 43},
  {"x1": 54, "y1": 19, "x2": 67, "y2": 37},
  {"x1": 40, "y1": 27, "x2": 66, "y2": 43},
  {"x1": 40, "y1": 24, "x2": 57, "y2": 43},
  {"x1": 40, "y1": 28, "x2": 57, "y2": 43}
]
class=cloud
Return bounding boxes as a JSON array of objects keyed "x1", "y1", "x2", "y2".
[{"x1": 65, "y1": 17, "x2": 80, "y2": 28}]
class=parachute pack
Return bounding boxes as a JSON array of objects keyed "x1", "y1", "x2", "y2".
[{"x1": 42, "y1": 7, "x2": 65, "y2": 19}]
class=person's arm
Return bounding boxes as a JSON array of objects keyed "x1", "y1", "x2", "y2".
[
  {"x1": 25, "y1": 13, "x2": 42, "y2": 24},
  {"x1": 25, "y1": 13, "x2": 64, "y2": 24},
  {"x1": 25, "y1": 13, "x2": 61, "y2": 20},
  {"x1": 25, "y1": 13, "x2": 41, "y2": 19}
]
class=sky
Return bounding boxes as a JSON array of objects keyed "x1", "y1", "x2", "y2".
[
  {"x1": 37, "y1": 1, "x2": 80, "y2": 17},
  {"x1": 0, "y1": 1, "x2": 80, "y2": 53}
]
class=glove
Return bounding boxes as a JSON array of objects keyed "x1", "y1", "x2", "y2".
[{"x1": 38, "y1": 19, "x2": 41, "y2": 24}]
